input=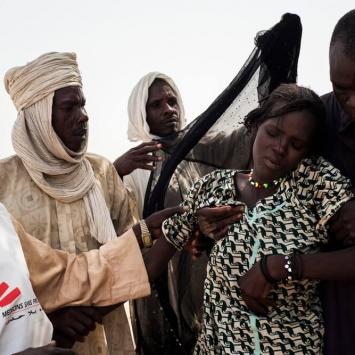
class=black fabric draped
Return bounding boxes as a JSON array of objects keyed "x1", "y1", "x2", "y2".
[{"x1": 132, "y1": 13, "x2": 302, "y2": 355}]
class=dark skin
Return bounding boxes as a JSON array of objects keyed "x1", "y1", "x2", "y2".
[
  {"x1": 230, "y1": 107, "x2": 355, "y2": 316},
  {"x1": 113, "y1": 79, "x2": 180, "y2": 178},
  {"x1": 327, "y1": 42, "x2": 355, "y2": 246},
  {"x1": 50, "y1": 206, "x2": 188, "y2": 349},
  {"x1": 48, "y1": 86, "x2": 101, "y2": 345},
  {"x1": 49, "y1": 86, "x2": 197, "y2": 346},
  {"x1": 13, "y1": 341, "x2": 75, "y2": 355},
  {"x1": 235, "y1": 107, "x2": 317, "y2": 315},
  {"x1": 52, "y1": 86, "x2": 88, "y2": 153}
]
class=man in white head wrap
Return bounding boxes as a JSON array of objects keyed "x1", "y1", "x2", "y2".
[
  {"x1": 1, "y1": 52, "x2": 135, "y2": 355},
  {"x1": 113, "y1": 72, "x2": 186, "y2": 219}
]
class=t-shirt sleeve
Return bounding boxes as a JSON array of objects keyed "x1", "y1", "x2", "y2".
[
  {"x1": 162, "y1": 170, "x2": 229, "y2": 250},
  {"x1": 310, "y1": 158, "x2": 353, "y2": 232}
]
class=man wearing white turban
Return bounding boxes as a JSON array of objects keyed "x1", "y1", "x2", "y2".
[
  {"x1": 0, "y1": 52, "x2": 135, "y2": 355},
  {"x1": 114, "y1": 72, "x2": 186, "y2": 219}
]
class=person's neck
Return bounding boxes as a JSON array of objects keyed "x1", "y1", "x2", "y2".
[{"x1": 235, "y1": 172, "x2": 279, "y2": 209}]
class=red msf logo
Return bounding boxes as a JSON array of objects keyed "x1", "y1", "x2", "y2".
[{"x1": 0, "y1": 282, "x2": 21, "y2": 308}]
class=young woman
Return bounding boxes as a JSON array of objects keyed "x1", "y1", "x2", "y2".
[{"x1": 162, "y1": 84, "x2": 354, "y2": 354}]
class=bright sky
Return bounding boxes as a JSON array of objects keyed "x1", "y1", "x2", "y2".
[{"x1": 0, "y1": 1, "x2": 353, "y2": 161}]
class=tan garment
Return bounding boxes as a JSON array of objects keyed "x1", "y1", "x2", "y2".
[
  {"x1": 11, "y1": 217, "x2": 150, "y2": 312},
  {"x1": 0, "y1": 153, "x2": 136, "y2": 354}
]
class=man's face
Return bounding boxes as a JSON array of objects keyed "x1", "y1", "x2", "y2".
[
  {"x1": 330, "y1": 42, "x2": 355, "y2": 121},
  {"x1": 146, "y1": 79, "x2": 180, "y2": 137},
  {"x1": 52, "y1": 86, "x2": 88, "y2": 152}
]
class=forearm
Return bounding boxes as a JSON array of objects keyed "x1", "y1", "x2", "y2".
[
  {"x1": 143, "y1": 237, "x2": 177, "y2": 281},
  {"x1": 131, "y1": 223, "x2": 177, "y2": 281},
  {"x1": 269, "y1": 247, "x2": 355, "y2": 282}
]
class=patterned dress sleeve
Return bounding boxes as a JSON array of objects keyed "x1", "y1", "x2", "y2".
[
  {"x1": 304, "y1": 157, "x2": 353, "y2": 233},
  {"x1": 163, "y1": 170, "x2": 229, "y2": 250}
]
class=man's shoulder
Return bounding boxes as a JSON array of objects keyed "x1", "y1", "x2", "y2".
[
  {"x1": 86, "y1": 153, "x2": 113, "y2": 170},
  {"x1": 86, "y1": 153, "x2": 118, "y2": 182},
  {"x1": 0, "y1": 155, "x2": 30, "y2": 199},
  {"x1": 0, "y1": 154, "x2": 26, "y2": 172}
]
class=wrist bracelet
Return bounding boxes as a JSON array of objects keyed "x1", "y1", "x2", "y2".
[
  {"x1": 140, "y1": 219, "x2": 153, "y2": 248},
  {"x1": 285, "y1": 254, "x2": 295, "y2": 280},
  {"x1": 260, "y1": 255, "x2": 277, "y2": 284},
  {"x1": 285, "y1": 254, "x2": 304, "y2": 281}
]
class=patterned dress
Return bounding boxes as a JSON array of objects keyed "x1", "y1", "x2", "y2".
[{"x1": 163, "y1": 157, "x2": 353, "y2": 354}]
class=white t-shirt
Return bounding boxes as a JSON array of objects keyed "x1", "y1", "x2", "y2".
[{"x1": 0, "y1": 203, "x2": 53, "y2": 353}]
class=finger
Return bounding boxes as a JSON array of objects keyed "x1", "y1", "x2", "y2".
[
  {"x1": 197, "y1": 206, "x2": 233, "y2": 219},
  {"x1": 333, "y1": 227, "x2": 349, "y2": 242},
  {"x1": 343, "y1": 235, "x2": 355, "y2": 248},
  {"x1": 162, "y1": 206, "x2": 189, "y2": 218},
  {"x1": 246, "y1": 299, "x2": 268, "y2": 317},
  {"x1": 192, "y1": 252, "x2": 202, "y2": 260},
  {"x1": 60, "y1": 325, "x2": 85, "y2": 342},
  {"x1": 81, "y1": 308, "x2": 103, "y2": 325},
  {"x1": 139, "y1": 155, "x2": 163, "y2": 163},
  {"x1": 134, "y1": 163, "x2": 157, "y2": 171},
  {"x1": 259, "y1": 297, "x2": 276, "y2": 308},
  {"x1": 197, "y1": 205, "x2": 245, "y2": 222},
  {"x1": 329, "y1": 218, "x2": 343, "y2": 235},
  {"x1": 49, "y1": 340, "x2": 57, "y2": 347},
  {"x1": 213, "y1": 214, "x2": 243, "y2": 230},
  {"x1": 67, "y1": 310, "x2": 97, "y2": 331},
  {"x1": 135, "y1": 141, "x2": 160, "y2": 150},
  {"x1": 213, "y1": 225, "x2": 231, "y2": 241},
  {"x1": 137, "y1": 143, "x2": 162, "y2": 154},
  {"x1": 68, "y1": 320, "x2": 91, "y2": 338}
]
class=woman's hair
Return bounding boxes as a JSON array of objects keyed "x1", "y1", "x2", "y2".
[{"x1": 244, "y1": 83, "x2": 326, "y2": 155}]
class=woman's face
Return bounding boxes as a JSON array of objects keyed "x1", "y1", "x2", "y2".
[{"x1": 252, "y1": 106, "x2": 317, "y2": 182}]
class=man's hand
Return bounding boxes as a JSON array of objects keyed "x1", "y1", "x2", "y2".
[
  {"x1": 113, "y1": 141, "x2": 163, "y2": 178},
  {"x1": 184, "y1": 230, "x2": 213, "y2": 260},
  {"x1": 238, "y1": 260, "x2": 276, "y2": 317},
  {"x1": 47, "y1": 306, "x2": 103, "y2": 343},
  {"x1": 329, "y1": 200, "x2": 355, "y2": 247},
  {"x1": 13, "y1": 341, "x2": 76, "y2": 354},
  {"x1": 145, "y1": 206, "x2": 189, "y2": 240},
  {"x1": 196, "y1": 205, "x2": 245, "y2": 241}
]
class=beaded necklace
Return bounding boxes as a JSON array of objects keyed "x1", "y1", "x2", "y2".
[{"x1": 247, "y1": 170, "x2": 283, "y2": 188}]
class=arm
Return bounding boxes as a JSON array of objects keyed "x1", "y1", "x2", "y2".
[
  {"x1": 13, "y1": 216, "x2": 150, "y2": 314},
  {"x1": 268, "y1": 247, "x2": 355, "y2": 282},
  {"x1": 13, "y1": 205, "x2": 187, "y2": 313}
]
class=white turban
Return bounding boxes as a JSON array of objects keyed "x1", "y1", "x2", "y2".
[
  {"x1": 4, "y1": 52, "x2": 117, "y2": 245},
  {"x1": 127, "y1": 72, "x2": 186, "y2": 142}
]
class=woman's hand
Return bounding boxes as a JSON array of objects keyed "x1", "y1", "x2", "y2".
[
  {"x1": 196, "y1": 206, "x2": 244, "y2": 241},
  {"x1": 183, "y1": 229, "x2": 213, "y2": 260},
  {"x1": 238, "y1": 260, "x2": 276, "y2": 317}
]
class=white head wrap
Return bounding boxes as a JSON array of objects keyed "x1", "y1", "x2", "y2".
[
  {"x1": 5, "y1": 52, "x2": 117, "y2": 245},
  {"x1": 127, "y1": 72, "x2": 186, "y2": 142}
]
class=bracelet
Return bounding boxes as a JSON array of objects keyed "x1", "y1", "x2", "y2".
[
  {"x1": 284, "y1": 254, "x2": 304, "y2": 281},
  {"x1": 285, "y1": 254, "x2": 295, "y2": 280},
  {"x1": 140, "y1": 219, "x2": 153, "y2": 248},
  {"x1": 260, "y1": 255, "x2": 277, "y2": 284}
]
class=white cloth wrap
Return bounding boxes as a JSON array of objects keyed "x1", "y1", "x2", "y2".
[
  {"x1": 5, "y1": 52, "x2": 117, "y2": 244},
  {"x1": 127, "y1": 71, "x2": 186, "y2": 142},
  {"x1": 125, "y1": 72, "x2": 186, "y2": 218}
]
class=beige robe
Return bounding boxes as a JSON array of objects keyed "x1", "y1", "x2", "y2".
[{"x1": 0, "y1": 153, "x2": 135, "y2": 354}]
